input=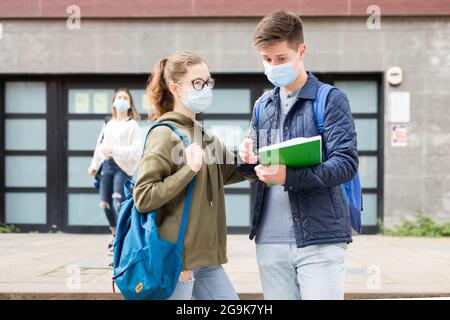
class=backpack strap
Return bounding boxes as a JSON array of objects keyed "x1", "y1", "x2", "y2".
[
  {"x1": 142, "y1": 122, "x2": 190, "y2": 157},
  {"x1": 141, "y1": 121, "x2": 194, "y2": 254},
  {"x1": 176, "y1": 173, "x2": 195, "y2": 253},
  {"x1": 123, "y1": 179, "x2": 135, "y2": 200},
  {"x1": 313, "y1": 84, "x2": 335, "y2": 135}
]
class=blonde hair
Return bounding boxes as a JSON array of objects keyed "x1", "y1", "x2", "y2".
[{"x1": 147, "y1": 52, "x2": 206, "y2": 120}]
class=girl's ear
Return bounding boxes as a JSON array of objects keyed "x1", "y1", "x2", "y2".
[
  {"x1": 168, "y1": 82, "x2": 176, "y2": 95},
  {"x1": 169, "y1": 82, "x2": 182, "y2": 99}
]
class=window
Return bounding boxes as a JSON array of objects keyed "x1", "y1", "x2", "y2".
[
  {"x1": 5, "y1": 119, "x2": 47, "y2": 150},
  {"x1": 334, "y1": 78, "x2": 382, "y2": 231},
  {"x1": 66, "y1": 88, "x2": 117, "y2": 228},
  {"x1": 198, "y1": 84, "x2": 256, "y2": 232},
  {"x1": 3, "y1": 81, "x2": 48, "y2": 226},
  {"x1": 68, "y1": 89, "x2": 115, "y2": 114},
  {"x1": 5, "y1": 82, "x2": 47, "y2": 114},
  {"x1": 5, "y1": 193, "x2": 46, "y2": 224},
  {"x1": 64, "y1": 83, "x2": 153, "y2": 231},
  {"x1": 202, "y1": 119, "x2": 249, "y2": 152}
]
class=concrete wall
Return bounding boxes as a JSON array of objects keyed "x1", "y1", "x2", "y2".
[{"x1": 1, "y1": 16, "x2": 450, "y2": 227}]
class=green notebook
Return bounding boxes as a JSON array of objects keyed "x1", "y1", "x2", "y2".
[{"x1": 258, "y1": 135, "x2": 322, "y2": 167}]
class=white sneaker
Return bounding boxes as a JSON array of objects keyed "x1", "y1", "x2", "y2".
[{"x1": 107, "y1": 236, "x2": 114, "y2": 256}]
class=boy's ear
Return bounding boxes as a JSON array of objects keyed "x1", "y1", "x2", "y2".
[{"x1": 298, "y1": 43, "x2": 307, "y2": 59}]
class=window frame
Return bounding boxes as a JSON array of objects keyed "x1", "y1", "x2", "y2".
[
  {"x1": 0, "y1": 75, "x2": 58, "y2": 232},
  {"x1": 318, "y1": 73, "x2": 384, "y2": 233}
]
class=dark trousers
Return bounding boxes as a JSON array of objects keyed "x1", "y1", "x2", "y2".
[{"x1": 99, "y1": 158, "x2": 131, "y2": 228}]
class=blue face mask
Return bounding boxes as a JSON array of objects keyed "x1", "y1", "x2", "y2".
[
  {"x1": 263, "y1": 60, "x2": 298, "y2": 88},
  {"x1": 177, "y1": 86, "x2": 213, "y2": 114},
  {"x1": 114, "y1": 99, "x2": 130, "y2": 112}
]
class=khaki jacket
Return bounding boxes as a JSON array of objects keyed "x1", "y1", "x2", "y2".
[{"x1": 133, "y1": 111, "x2": 244, "y2": 270}]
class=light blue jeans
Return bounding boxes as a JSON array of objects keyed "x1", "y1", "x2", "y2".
[
  {"x1": 167, "y1": 265, "x2": 239, "y2": 300},
  {"x1": 256, "y1": 242, "x2": 348, "y2": 300}
]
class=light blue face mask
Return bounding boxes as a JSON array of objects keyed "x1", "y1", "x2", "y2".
[
  {"x1": 177, "y1": 86, "x2": 213, "y2": 114},
  {"x1": 263, "y1": 60, "x2": 298, "y2": 88},
  {"x1": 114, "y1": 99, "x2": 130, "y2": 112}
]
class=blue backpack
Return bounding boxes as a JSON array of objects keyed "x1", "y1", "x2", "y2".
[
  {"x1": 255, "y1": 84, "x2": 363, "y2": 234},
  {"x1": 112, "y1": 122, "x2": 195, "y2": 300}
]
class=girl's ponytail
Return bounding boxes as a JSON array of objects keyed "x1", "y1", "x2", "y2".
[{"x1": 147, "y1": 57, "x2": 173, "y2": 120}]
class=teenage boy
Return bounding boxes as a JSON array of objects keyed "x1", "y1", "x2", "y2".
[{"x1": 237, "y1": 11, "x2": 358, "y2": 300}]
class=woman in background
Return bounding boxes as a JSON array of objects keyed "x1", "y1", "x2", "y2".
[{"x1": 88, "y1": 88, "x2": 142, "y2": 254}]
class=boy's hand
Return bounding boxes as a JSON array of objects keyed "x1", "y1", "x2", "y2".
[
  {"x1": 254, "y1": 164, "x2": 286, "y2": 185},
  {"x1": 239, "y1": 138, "x2": 258, "y2": 164}
]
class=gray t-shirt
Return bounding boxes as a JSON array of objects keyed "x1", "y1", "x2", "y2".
[{"x1": 256, "y1": 86, "x2": 303, "y2": 244}]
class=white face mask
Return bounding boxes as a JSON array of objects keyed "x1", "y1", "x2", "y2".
[
  {"x1": 113, "y1": 99, "x2": 130, "y2": 112},
  {"x1": 263, "y1": 59, "x2": 298, "y2": 88},
  {"x1": 176, "y1": 86, "x2": 213, "y2": 114}
]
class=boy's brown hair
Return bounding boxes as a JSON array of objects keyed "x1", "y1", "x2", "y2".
[{"x1": 253, "y1": 10, "x2": 304, "y2": 50}]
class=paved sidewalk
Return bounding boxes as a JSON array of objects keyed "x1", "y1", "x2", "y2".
[{"x1": 0, "y1": 233, "x2": 450, "y2": 299}]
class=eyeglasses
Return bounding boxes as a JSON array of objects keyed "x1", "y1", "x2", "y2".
[{"x1": 178, "y1": 78, "x2": 215, "y2": 91}]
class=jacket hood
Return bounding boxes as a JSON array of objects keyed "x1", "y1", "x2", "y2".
[{"x1": 156, "y1": 111, "x2": 195, "y2": 128}]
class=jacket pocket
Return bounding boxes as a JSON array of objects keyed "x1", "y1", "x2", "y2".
[
  {"x1": 329, "y1": 187, "x2": 346, "y2": 219},
  {"x1": 303, "y1": 188, "x2": 338, "y2": 234}
]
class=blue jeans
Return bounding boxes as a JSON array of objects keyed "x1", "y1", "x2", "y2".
[
  {"x1": 256, "y1": 242, "x2": 348, "y2": 300},
  {"x1": 167, "y1": 265, "x2": 239, "y2": 300},
  {"x1": 99, "y1": 158, "x2": 131, "y2": 228}
]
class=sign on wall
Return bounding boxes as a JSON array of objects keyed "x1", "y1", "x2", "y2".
[
  {"x1": 389, "y1": 92, "x2": 410, "y2": 123},
  {"x1": 391, "y1": 124, "x2": 408, "y2": 147}
]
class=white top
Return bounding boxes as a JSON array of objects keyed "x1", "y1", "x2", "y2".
[{"x1": 89, "y1": 117, "x2": 143, "y2": 177}]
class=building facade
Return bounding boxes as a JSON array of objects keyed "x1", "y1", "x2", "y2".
[{"x1": 1, "y1": 0, "x2": 450, "y2": 234}]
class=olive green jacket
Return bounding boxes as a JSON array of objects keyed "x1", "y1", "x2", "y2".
[{"x1": 133, "y1": 111, "x2": 244, "y2": 271}]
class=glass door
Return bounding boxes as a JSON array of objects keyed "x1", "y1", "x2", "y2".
[
  {"x1": 333, "y1": 77, "x2": 383, "y2": 233},
  {"x1": 2, "y1": 81, "x2": 49, "y2": 231},
  {"x1": 61, "y1": 78, "x2": 151, "y2": 233}
]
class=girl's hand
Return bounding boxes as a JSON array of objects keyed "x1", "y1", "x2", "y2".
[
  {"x1": 185, "y1": 143, "x2": 204, "y2": 173},
  {"x1": 88, "y1": 167, "x2": 97, "y2": 176},
  {"x1": 179, "y1": 271, "x2": 192, "y2": 282},
  {"x1": 239, "y1": 138, "x2": 258, "y2": 164}
]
